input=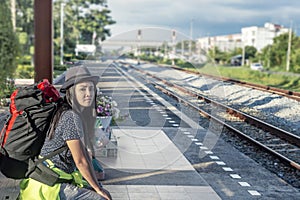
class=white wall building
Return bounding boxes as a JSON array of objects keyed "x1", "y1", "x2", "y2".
[
  {"x1": 197, "y1": 22, "x2": 290, "y2": 53},
  {"x1": 241, "y1": 22, "x2": 289, "y2": 51},
  {"x1": 197, "y1": 33, "x2": 242, "y2": 53}
]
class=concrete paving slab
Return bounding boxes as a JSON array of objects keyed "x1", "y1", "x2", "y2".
[
  {"x1": 97, "y1": 127, "x2": 221, "y2": 199},
  {"x1": 104, "y1": 185, "x2": 222, "y2": 200},
  {"x1": 98, "y1": 128, "x2": 196, "y2": 171}
]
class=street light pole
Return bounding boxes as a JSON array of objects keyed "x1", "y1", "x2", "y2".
[
  {"x1": 60, "y1": 2, "x2": 65, "y2": 65},
  {"x1": 137, "y1": 29, "x2": 141, "y2": 65},
  {"x1": 189, "y1": 19, "x2": 193, "y2": 60},
  {"x1": 172, "y1": 30, "x2": 176, "y2": 66},
  {"x1": 10, "y1": 0, "x2": 16, "y2": 31},
  {"x1": 242, "y1": 43, "x2": 245, "y2": 66},
  {"x1": 286, "y1": 21, "x2": 292, "y2": 72}
]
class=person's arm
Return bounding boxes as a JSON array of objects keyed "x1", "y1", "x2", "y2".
[
  {"x1": 83, "y1": 129, "x2": 96, "y2": 159},
  {"x1": 66, "y1": 139, "x2": 111, "y2": 200}
]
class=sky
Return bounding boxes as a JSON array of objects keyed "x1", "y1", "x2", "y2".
[{"x1": 106, "y1": 0, "x2": 300, "y2": 39}]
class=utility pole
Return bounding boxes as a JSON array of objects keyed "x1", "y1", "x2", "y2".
[
  {"x1": 137, "y1": 29, "x2": 141, "y2": 65},
  {"x1": 189, "y1": 19, "x2": 193, "y2": 60},
  {"x1": 267, "y1": 46, "x2": 271, "y2": 68},
  {"x1": 60, "y1": 2, "x2": 65, "y2": 65},
  {"x1": 286, "y1": 21, "x2": 292, "y2": 72},
  {"x1": 34, "y1": 0, "x2": 53, "y2": 83},
  {"x1": 10, "y1": 0, "x2": 16, "y2": 31},
  {"x1": 164, "y1": 42, "x2": 168, "y2": 59},
  {"x1": 181, "y1": 40, "x2": 184, "y2": 58},
  {"x1": 242, "y1": 43, "x2": 245, "y2": 66},
  {"x1": 172, "y1": 30, "x2": 176, "y2": 66},
  {"x1": 241, "y1": 33, "x2": 245, "y2": 66}
]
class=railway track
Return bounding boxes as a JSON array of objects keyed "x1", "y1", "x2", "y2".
[{"x1": 116, "y1": 62, "x2": 300, "y2": 172}]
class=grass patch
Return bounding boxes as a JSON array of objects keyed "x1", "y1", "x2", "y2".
[{"x1": 179, "y1": 64, "x2": 300, "y2": 92}]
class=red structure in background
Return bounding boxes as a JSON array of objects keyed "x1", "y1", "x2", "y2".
[{"x1": 34, "y1": 0, "x2": 53, "y2": 83}]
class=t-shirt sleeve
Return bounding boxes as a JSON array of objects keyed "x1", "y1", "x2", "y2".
[{"x1": 58, "y1": 110, "x2": 83, "y2": 141}]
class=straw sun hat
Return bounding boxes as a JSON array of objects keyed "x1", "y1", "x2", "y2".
[{"x1": 60, "y1": 66, "x2": 99, "y2": 93}]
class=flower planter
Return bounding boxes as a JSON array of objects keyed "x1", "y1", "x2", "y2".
[
  {"x1": 94, "y1": 116, "x2": 112, "y2": 149},
  {"x1": 97, "y1": 116, "x2": 112, "y2": 131}
]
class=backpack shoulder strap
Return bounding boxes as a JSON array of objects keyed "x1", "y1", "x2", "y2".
[{"x1": 36, "y1": 145, "x2": 68, "y2": 165}]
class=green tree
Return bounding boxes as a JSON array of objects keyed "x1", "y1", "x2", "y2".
[
  {"x1": 258, "y1": 45, "x2": 272, "y2": 68},
  {"x1": 259, "y1": 32, "x2": 300, "y2": 72},
  {"x1": 53, "y1": 0, "x2": 115, "y2": 58},
  {"x1": 15, "y1": 0, "x2": 34, "y2": 55},
  {"x1": 229, "y1": 47, "x2": 242, "y2": 57},
  {"x1": 290, "y1": 36, "x2": 300, "y2": 72},
  {"x1": 14, "y1": 0, "x2": 115, "y2": 60},
  {"x1": 271, "y1": 33, "x2": 289, "y2": 68},
  {"x1": 245, "y1": 46, "x2": 257, "y2": 59},
  {"x1": 208, "y1": 47, "x2": 228, "y2": 64},
  {"x1": 0, "y1": 1, "x2": 19, "y2": 98}
]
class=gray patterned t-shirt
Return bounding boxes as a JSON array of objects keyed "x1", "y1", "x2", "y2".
[{"x1": 40, "y1": 110, "x2": 84, "y2": 173}]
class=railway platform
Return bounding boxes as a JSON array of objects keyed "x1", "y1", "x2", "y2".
[{"x1": 97, "y1": 127, "x2": 222, "y2": 200}]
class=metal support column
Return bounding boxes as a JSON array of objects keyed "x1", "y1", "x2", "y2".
[{"x1": 34, "y1": 0, "x2": 53, "y2": 83}]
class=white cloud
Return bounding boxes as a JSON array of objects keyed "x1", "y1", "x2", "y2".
[{"x1": 107, "y1": 0, "x2": 300, "y2": 37}]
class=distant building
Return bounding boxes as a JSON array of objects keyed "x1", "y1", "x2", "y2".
[
  {"x1": 241, "y1": 22, "x2": 289, "y2": 51},
  {"x1": 197, "y1": 22, "x2": 290, "y2": 53},
  {"x1": 197, "y1": 33, "x2": 242, "y2": 53}
]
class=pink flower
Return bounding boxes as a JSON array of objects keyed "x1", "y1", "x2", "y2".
[{"x1": 96, "y1": 94, "x2": 113, "y2": 117}]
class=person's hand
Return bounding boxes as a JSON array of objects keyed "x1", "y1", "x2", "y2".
[{"x1": 97, "y1": 187, "x2": 112, "y2": 200}]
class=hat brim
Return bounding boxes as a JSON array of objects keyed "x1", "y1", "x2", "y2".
[{"x1": 60, "y1": 75, "x2": 99, "y2": 93}]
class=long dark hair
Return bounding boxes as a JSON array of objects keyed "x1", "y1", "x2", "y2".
[{"x1": 48, "y1": 84, "x2": 97, "y2": 153}]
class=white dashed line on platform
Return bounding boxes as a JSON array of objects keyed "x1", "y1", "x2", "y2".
[
  {"x1": 195, "y1": 142, "x2": 203, "y2": 146},
  {"x1": 222, "y1": 167, "x2": 234, "y2": 172},
  {"x1": 239, "y1": 182, "x2": 251, "y2": 187},
  {"x1": 230, "y1": 174, "x2": 241, "y2": 179},
  {"x1": 215, "y1": 161, "x2": 226, "y2": 165},
  {"x1": 248, "y1": 190, "x2": 261, "y2": 196},
  {"x1": 209, "y1": 156, "x2": 220, "y2": 160}
]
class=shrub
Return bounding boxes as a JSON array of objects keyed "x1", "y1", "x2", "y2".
[
  {"x1": 17, "y1": 55, "x2": 32, "y2": 65},
  {"x1": 54, "y1": 65, "x2": 67, "y2": 71},
  {"x1": 15, "y1": 65, "x2": 34, "y2": 78},
  {"x1": 0, "y1": 1, "x2": 19, "y2": 104}
]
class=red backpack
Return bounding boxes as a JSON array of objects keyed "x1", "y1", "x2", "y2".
[{"x1": 0, "y1": 79, "x2": 65, "y2": 185}]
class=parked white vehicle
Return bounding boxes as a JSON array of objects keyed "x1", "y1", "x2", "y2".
[{"x1": 250, "y1": 63, "x2": 264, "y2": 71}]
